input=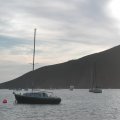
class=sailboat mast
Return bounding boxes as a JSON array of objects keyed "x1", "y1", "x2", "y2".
[
  {"x1": 91, "y1": 61, "x2": 96, "y2": 89},
  {"x1": 33, "y1": 28, "x2": 37, "y2": 71},
  {"x1": 93, "y1": 61, "x2": 96, "y2": 87}
]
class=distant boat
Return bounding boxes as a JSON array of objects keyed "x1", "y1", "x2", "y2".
[
  {"x1": 89, "y1": 87, "x2": 102, "y2": 93},
  {"x1": 89, "y1": 61, "x2": 102, "y2": 93},
  {"x1": 69, "y1": 85, "x2": 74, "y2": 91},
  {"x1": 13, "y1": 29, "x2": 61, "y2": 104},
  {"x1": 92, "y1": 87, "x2": 102, "y2": 93}
]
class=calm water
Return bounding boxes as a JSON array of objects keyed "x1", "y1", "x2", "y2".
[{"x1": 0, "y1": 89, "x2": 120, "y2": 120}]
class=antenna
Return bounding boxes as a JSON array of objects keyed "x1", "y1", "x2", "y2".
[{"x1": 33, "y1": 28, "x2": 37, "y2": 71}]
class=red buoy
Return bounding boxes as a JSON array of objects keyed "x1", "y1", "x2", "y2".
[{"x1": 3, "y1": 99, "x2": 7, "y2": 103}]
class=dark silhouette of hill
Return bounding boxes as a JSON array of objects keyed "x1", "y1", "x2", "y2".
[{"x1": 1, "y1": 45, "x2": 120, "y2": 89}]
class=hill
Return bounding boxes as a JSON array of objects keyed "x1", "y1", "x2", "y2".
[{"x1": 1, "y1": 45, "x2": 120, "y2": 89}]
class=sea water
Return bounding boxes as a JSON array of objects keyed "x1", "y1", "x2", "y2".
[{"x1": 0, "y1": 89, "x2": 120, "y2": 120}]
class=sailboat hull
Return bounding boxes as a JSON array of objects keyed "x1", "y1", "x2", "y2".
[
  {"x1": 89, "y1": 88, "x2": 102, "y2": 93},
  {"x1": 14, "y1": 94, "x2": 61, "y2": 104},
  {"x1": 93, "y1": 89, "x2": 102, "y2": 93}
]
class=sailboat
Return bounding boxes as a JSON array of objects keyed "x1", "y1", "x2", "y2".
[
  {"x1": 89, "y1": 61, "x2": 102, "y2": 93},
  {"x1": 13, "y1": 29, "x2": 61, "y2": 104}
]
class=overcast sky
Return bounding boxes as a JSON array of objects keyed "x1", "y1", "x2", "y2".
[{"x1": 0, "y1": 0, "x2": 120, "y2": 83}]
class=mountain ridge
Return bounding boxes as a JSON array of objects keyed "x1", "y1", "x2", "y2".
[{"x1": 1, "y1": 45, "x2": 120, "y2": 89}]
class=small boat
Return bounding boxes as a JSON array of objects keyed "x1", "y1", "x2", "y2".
[
  {"x1": 92, "y1": 87, "x2": 102, "y2": 93},
  {"x1": 13, "y1": 91, "x2": 61, "y2": 104},
  {"x1": 89, "y1": 87, "x2": 102, "y2": 93},
  {"x1": 69, "y1": 85, "x2": 74, "y2": 91}
]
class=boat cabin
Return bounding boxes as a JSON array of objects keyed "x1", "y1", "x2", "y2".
[{"x1": 23, "y1": 92, "x2": 49, "y2": 98}]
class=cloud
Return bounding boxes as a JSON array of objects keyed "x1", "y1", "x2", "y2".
[{"x1": 0, "y1": 0, "x2": 120, "y2": 82}]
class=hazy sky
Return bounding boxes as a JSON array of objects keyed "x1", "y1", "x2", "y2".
[{"x1": 0, "y1": 0, "x2": 120, "y2": 83}]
